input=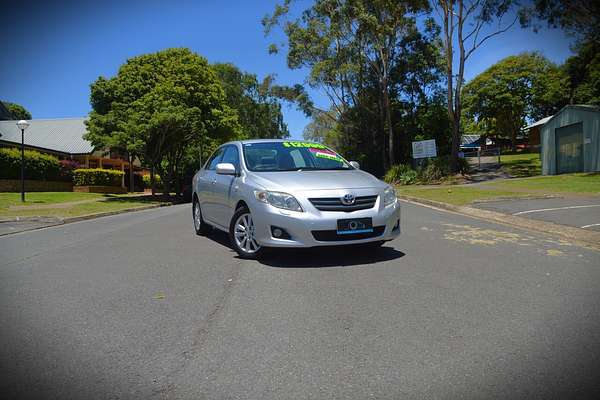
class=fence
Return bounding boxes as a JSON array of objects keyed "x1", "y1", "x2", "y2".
[{"x1": 462, "y1": 147, "x2": 501, "y2": 169}]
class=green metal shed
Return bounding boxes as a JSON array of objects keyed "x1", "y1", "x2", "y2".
[{"x1": 541, "y1": 105, "x2": 600, "y2": 175}]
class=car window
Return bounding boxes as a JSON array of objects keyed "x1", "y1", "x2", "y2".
[
  {"x1": 242, "y1": 141, "x2": 351, "y2": 172},
  {"x1": 221, "y1": 146, "x2": 240, "y2": 171},
  {"x1": 205, "y1": 147, "x2": 225, "y2": 170},
  {"x1": 289, "y1": 149, "x2": 307, "y2": 168}
]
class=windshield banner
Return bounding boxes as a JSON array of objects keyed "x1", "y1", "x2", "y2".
[
  {"x1": 282, "y1": 141, "x2": 328, "y2": 149},
  {"x1": 308, "y1": 147, "x2": 342, "y2": 161}
]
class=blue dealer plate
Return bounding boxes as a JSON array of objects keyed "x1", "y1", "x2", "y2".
[{"x1": 336, "y1": 218, "x2": 373, "y2": 235}]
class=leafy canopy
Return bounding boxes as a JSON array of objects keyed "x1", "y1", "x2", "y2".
[
  {"x1": 2, "y1": 101, "x2": 32, "y2": 120},
  {"x1": 462, "y1": 52, "x2": 569, "y2": 144},
  {"x1": 86, "y1": 48, "x2": 240, "y2": 192},
  {"x1": 212, "y1": 63, "x2": 290, "y2": 139}
]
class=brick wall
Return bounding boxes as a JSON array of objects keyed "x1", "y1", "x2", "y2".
[{"x1": 0, "y1": 179, "x2": 73, "y2": 192}]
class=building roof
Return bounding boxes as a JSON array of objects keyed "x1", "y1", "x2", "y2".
[
  {"x1": 461, "y1": 134, "x2": 481, "y2": 146},
  {"x1": 541, "y1": 104, "x2": 600, "y2": 128},
  {"x1": 524, "y1": 115, "x2": 553, "y2": 130},
  {"x1": 0, "y1": 118, "x2": 94, "y2": 155}
]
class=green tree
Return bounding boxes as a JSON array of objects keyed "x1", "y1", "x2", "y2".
[
  {"x1": 212, "y1": 63, "x2": 289, "y2": 139},
  {"x1": 433, "y1": 0, "x2": 520, "y2": 171},
  {"x1": 563, "y1": 41, "x2": 600, "y2": 105},
  {"x1": 523, "y1": 0, "x2": 599, "y2": 44},
  {"x1": 86, "y1": 48, "x2": 240, "y2": 195},
  {"x1": 303, "y1": 108, "x2": 342, "y2": 148},
  {"x1": 2, "y1": 101, "x2": 31, "y2": 120},
  {"x1": 522, "y1": 1, "x2": 599, "y2": 107},
  {"x1": 264, "y1": 0, "x2": 442, "y2": 173},
  {"x1": 462, "y1": 52, "x2": 569, "y2": 149}
]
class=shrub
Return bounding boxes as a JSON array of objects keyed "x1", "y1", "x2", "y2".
[
  {"x1": 456, "y1": 156, "x2": 470, "y2": 174},
  {"x1": 0, "y1": 147, "x2": 60, "y2": 180},
  {"x1": 384, "y1": 164, "x2": 418, "y2": 185},
  {"x1": 58, "y1": 159, "x2": 81, "y2": 182},
  {"x1": 73, "y1": 168, "x2": 124, "y2": 186},
  {"x1": 142, "y1": 173, "x2": 163, "y2": 189},
  {"x1": 417, "y1": 156, "x2": 470, "y2": 184},
  {"x1": 419, "y1": 162, "x2": 446, "y2": 183}
]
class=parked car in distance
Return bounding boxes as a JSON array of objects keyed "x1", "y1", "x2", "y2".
[{"x1": 192, "y1": 139, "x2": 401, "y2": 259}]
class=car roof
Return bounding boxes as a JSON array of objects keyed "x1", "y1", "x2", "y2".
[{"x1": 223, "y1": 138, "x2": 317, "y2": 146}]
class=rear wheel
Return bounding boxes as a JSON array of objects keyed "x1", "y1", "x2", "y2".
[
  {"x1": 229, "y1": 206, "x2": 264, "y2": 259},
  {"x1": 193, "y1": 198, "x2": 212, "y2": 236}
]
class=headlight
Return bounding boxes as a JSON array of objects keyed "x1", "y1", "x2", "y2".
[
  {"x1": 383, "y1": 186, "x2": 397, "y2": 207},
  {"x1": 254, "y1": 190, "x2": 303, "y2": 212}
]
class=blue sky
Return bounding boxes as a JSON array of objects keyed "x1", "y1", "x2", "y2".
[{"x1": 0, "y1": 0, "x2": 574, "y2": 139}]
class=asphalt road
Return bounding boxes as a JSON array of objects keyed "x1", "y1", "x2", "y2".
[
  {"x1": 475, "y1": 196, "x2": 600, "y2": 231},
  {"x1": 1, "y1": 202, "x2": 599, "y2": 399}
]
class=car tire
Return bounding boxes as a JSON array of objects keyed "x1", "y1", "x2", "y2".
[
  {"x1": 229, "y1": 206, "x2": 264, "y2": 259},
  {"x1": 193, "y1": 198, "x2": 212, "y2": 236}
]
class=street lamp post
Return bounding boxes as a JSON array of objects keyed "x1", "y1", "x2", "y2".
[{"x1": 16, "y1": 120, "x2": 30, "y2": 202}]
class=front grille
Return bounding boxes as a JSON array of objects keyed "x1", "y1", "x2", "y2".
[
  {"x1": 309, "y1": 195, "x2": 378, "y2": 212},
  {"x1": 311, "y1": 226, "x2": 385, "y2": 242}
]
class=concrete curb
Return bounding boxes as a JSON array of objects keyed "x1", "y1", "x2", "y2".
[
  {"x1": 0, "y1": 202, "x2": 180, "y2": 237},
  {"x1": 398, "y1": 195, "x2": 600, "y2": 251}
]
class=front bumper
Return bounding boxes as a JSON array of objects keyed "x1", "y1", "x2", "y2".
[{"x1": 251, "y1": 197, "x2": 401, "y2": 248}]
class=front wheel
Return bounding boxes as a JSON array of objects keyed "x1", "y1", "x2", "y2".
[{"x1": 229, "y1": 206, "x2": 264, "y2": 259}]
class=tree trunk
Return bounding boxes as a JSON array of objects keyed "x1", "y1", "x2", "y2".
[
  {"x1": 150, "y1": 164, "x2": 156, "y2": 197},
  {"x1": 128, "y1": 152, "x2": 134, "y2": 192},
  {"x1": 378, "y1": 87, "x2": 388, "y2": 171},
  {"x1": 450, "y1": 0, "x2": 467, "y2": 173},
  {"x1": 442, "y1": 1, "x2": 456, "y2": 170},
  {"x1": 383, "y1": 79, "x2": 395, "y2": 167},
  {"x1": 164, "y1": 164, "x2": 173, "y2": 196}
]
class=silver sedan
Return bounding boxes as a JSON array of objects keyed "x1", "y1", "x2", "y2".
[{"x1": 192, "y1": 139, "x2": 401, "y2": 259}]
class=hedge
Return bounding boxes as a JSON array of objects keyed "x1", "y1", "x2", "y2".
[
  {"x1": 142, "y1": 173, "x2": 163, "y2": 189},
  {"x1": 0, "y1": 147, "x2": 61, "y2": 181},
  {"x1": 73, "y1": 168, "x2": 124, "y2": 186}
]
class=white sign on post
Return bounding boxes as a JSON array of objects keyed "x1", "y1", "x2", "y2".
[{"x1": 412, "y1": 139, "x2": 437, "y2": 159}]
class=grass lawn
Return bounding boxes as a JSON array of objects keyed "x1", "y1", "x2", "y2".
[
  {"x1": 487, "y1": 173, "x2": 600, "y2": 194},
  {"x1": 0, "y1": 192, "x2": 108, "y2": 208},
  {"x1": 398, "y1": 173, "x2": 600, "y2": 206},
  {"x1": 0, "y1": 192, "x2": 171, "y2": 218},
  {"x1": 398, "y1": 186, "x2": 528, "y2": 206},
  {"x1": 499, "y1": 152, "x2": 541, "y2": 177}
]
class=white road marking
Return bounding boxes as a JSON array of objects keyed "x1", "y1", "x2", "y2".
[
  {"x1": 581, "y1": 223, "x2": 600, "y2": 229},
  {"x1": 513, "y1": 204, "x2": 600, "y2": 215}
]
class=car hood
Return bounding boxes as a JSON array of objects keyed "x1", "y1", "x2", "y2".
[{"x1": 248, "y1": 170, "x2": 387, "y2": 192}]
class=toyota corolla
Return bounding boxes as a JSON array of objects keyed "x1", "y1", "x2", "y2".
[{"x1": 192, "y1": 139, "x2": 401, "y2": 259}]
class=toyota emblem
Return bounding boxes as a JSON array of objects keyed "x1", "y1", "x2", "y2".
[{"x1": 341, "y1": 194, "x2": 355, "y2": 205}]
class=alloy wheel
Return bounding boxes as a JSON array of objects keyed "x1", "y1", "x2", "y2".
[{"x1": 233, "y1": 212, "x2": 261, "y2": 254}]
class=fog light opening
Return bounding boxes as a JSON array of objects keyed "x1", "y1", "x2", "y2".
[
  {"x1": 392, "y1": 219, "x2": 400, "y2": 232},
  {"x1": 270, "y1": 226, "x2": 291, "y2": 240}
]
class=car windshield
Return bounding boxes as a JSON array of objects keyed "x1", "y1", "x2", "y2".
[{"x1": 242, "y1": 141, "x2": 353, "y2": 172}]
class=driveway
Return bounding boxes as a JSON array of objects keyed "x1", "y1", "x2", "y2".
[
  {"x1": 1, "y1": 203, "x2": 599, "y2": 399},
  {"x1": 474, "y1": 196, "x2": 600, "y2": 231}
]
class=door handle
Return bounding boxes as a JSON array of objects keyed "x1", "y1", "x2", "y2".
[{"x1": 211, "y1": 179, "x2": 217, "y2": 185}]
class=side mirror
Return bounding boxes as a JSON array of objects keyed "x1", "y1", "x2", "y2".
[
  {"x1": 349, "y1": 161, "x2": 360, "y2": 169},
  {"x1": 216, "y1": 163, "x2": 237, "y2": 175}
]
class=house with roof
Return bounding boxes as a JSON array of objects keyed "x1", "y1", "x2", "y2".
[
  {"x1": 0, "y1": 118, "x2": 144, "y2": 189},
  {"x1": 539, "y1": 105, "x2": 600, "y2": 175}
]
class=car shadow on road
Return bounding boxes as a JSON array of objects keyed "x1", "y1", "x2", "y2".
[
  {"x1": 204, "y1": 229, "x2": 405, "y2": 268},
  {"x1": 258, "y1": 245, "x2": 405, "y2": 268}
]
